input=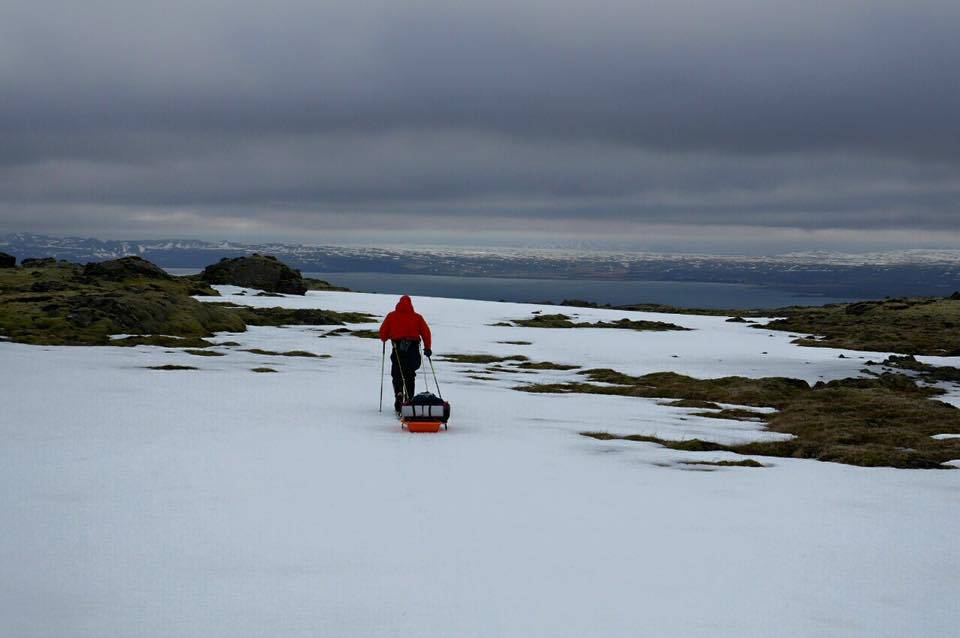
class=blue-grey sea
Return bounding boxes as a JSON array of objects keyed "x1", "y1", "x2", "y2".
[
  {"x1": 302, "y1": 271, "x2": 860, "y2": 309},
  {"x1": 169, "y1": 268, "x2": 860, "y2": 308}
]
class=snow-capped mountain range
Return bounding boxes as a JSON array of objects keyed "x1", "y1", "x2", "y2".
[{"x1": 2, "y1": 232, "x2": 959, "y2": 298}]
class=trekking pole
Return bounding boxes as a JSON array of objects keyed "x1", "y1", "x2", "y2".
[
  {"x1": 421, "y1": 344, "x2": 430, "y2": 392},
  {"x1": 379, "y1": 341, "x2": 385, "y2": 412},
  {"x1": 428, "y1": 355, "x2": 443, "y2": 400}
]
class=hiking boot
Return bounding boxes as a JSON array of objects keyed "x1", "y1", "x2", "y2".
[{"x1": 394, "y1": 393, "x2": 403, "y2": 415}]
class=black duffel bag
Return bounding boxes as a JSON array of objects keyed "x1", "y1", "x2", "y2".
[{"x1": 400, "y1": 392, "x2": 451, "y2": 423}]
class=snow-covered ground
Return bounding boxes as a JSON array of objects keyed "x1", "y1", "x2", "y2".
[{"x1": 2, "y1": 289, "x2": 958, "y2": 637}]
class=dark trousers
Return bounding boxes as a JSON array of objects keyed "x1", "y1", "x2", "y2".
[{"x1": 390, "y1": 340, "x2": 422, "y2": 400}]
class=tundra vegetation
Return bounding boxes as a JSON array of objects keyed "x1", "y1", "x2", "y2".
[
  {"x1": 242, "y1": 349, "x2": 329, "y2": 358},
  {"x1": 0, "y1": 257, "x2": 373, "y2": 347},
  {"x1": 554, "y1": 295, "x2": 960, "y2": 355},
  {"x1": 761, "y1": 297, "x2": 960, "y2": 356},
  {"x1": 506, "y1": 313, "x2": 689, "y2": 332},
  {"x1": 523, "y1": 369, "x2": 960, "y2": 469}
]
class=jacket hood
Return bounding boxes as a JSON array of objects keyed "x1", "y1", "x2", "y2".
[{"x1": 395, "y1": 295, "x2": 414, "y2": 312}]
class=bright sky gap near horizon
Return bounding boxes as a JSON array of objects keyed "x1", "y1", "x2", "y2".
[{"x1": 1, "y1": 1, "x2": 958, "y2": 252}]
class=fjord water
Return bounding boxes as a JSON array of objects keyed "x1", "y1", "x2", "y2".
[{"x1": 302, "y1": 271, "x2": 860, "y2": 309}]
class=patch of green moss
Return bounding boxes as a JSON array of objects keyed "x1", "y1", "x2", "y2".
[
  {"x1": 0, "y1": 259, "x2": 375, "y2": 347},
  {"x1": 440, "y1": 353, "x2": 530, "y2": 364},
  {"x1": 184, "y1": 349, "x2": 225, "y2": 357},
  {"x1": 303, "y1": 277, "x2": 350, "y2": 292},
  {"x1": 663, "y1": 399, "x2": 723, "y2": 409},
  {"x1": 680, "y1": 459, "x2": 765, "y2": 468},
  {"x1": 759, "y1": 297, "x2": 960, "y2": 355},
  {"x1": 507, "y1": 313, "x2": 689, "y2": 332},
  {"x1": 347, "y1": 329, "x2": 380, "y2": 339},
  {"x1": 689, "y1": 408, "x2": 770, "y2": 422},
  {"x1": 235, "y1": 306, "x2": 376, "y2": 327},
  {"x1": 542, "y1": 369, "x2": 960, "y2": 468},
  {"x1": 877, "y1": 354, "x2": 960, "y2": 385},
  {"x1": 0, "y1": 260, "x2": 244, "y2": 346},
  {"x1": 110, "y1": 335, "x2": 215, "y2": 348},
  {"x1": 514, "y1": 361, "x2": 580, "y2": 370},
  {"x1": 243, "y1": 348, "x2": 329, "y2": 358}
]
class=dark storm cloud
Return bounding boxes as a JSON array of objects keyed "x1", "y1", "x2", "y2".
[{"x1": 0, "y1": 0, "x2": 958, "y2": 245}]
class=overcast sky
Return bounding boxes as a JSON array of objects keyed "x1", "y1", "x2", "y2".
[{"x1": 1, "y1": 0, "x2": 958, "y2": 252}]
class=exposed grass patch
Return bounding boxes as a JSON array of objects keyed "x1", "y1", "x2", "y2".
[
  {"x1": 537, "y1": 370, "x2": 960, "y2": 468},
  {"x1": 759, "y1": 297, "x2": 960, "y2": 355},
  {"x1": 347, "y1": 329, "x2": 380, "y2": 339},
  {"x1": 582, "y1": 431, "x2": 728, "y2": 451},
  {"x1": 512, "y1": 313, "x2": 577, "y2": 328},
  {"x1": 680, "y1": 459, "x2": 765, "y2": 468},
  {"x1": 556, "y1": 296, "x2": 960, "y2": 356},
  {"x1": 184, "y1": 349, "x2": 225, "y2": 357},
  {"x1": 145, "y1": 364, "x2": 198, "y2": 371},
  {"x1": 226, "y1": 306, "x2": 377, "y2": 327},
  {"x1": 874, "y1": 354, "x2": 960, "y2": 385},
  {"x1": 303, "y1": 277, "x2": 350, "y2": 292},
  {"x1": 487, "y1": 365, "x2": 538, "y2": 375},
  {"x1": 251, "y1": 367, "x2": 278, "y2": 373},
  {"x1": 243, "y1": 348, "x2": 328, "y2": 358},
  {"x1": 508, "y1": 313, "x2": 689, "y2": 332},
  {"x1": 514, "y1": 361, "x2": 580, "y2": 370},
  {"x1": 690, "y1": 408, "x2": 769, "y2": 422},
  {"x1": 110, "y1": 335, "x2": 215, "y2": 348},
  {"x1": 663, "y1": 399, "x2": 723, "y2": 409},
  {"x1": 317, "y1": 327, "x2": 380, "y2": 339},
  {"x1": 521, "y1": 369, "x2": 810, "y2": 407},
  {"x1": 497, "y1": 340, "x2": 533, "y2": 345},
  {"x1": 440, "y1": 353, "x2": 530, "y2": 364}
]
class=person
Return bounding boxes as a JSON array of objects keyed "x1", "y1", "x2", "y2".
[{"x1": 379, "y1": 295, "x2": 432, "y2": 413}]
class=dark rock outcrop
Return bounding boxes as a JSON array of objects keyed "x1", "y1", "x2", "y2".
[
  {"x1": 0, "y1": 252, "x2": 14, "y2": 268},
  {"x1": 950, "y1": 291, "x2": 960, "y2": 300},
  {"x1": 83, "y1": 256, "x2": 171, "y2": 281},
  {"x1": 21, "y1": 257, "x2": 57, "y2": 268},
  {"x1": 200, "y1": 254, "x2": 307, "y2": 295}
]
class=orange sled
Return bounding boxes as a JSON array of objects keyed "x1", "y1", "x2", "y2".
[
  {"x1": 400, "y1": 392, "x2": 450, "y2": 433},
  {"x1": 402, "y1": 419, "x2": 445, "y2": 433}
]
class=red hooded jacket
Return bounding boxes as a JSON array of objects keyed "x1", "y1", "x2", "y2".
[{"x1": 379, "y1": 295, "x2": 432, "y2": 350}]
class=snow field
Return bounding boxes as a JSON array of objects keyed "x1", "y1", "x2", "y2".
[{"x1": 1, "y1": 289, "x2": 958, "y2": 637}]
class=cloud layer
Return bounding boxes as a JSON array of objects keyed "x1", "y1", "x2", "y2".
[{"x1": 2, "y1": 0, "x2": 958, "y2": 248}]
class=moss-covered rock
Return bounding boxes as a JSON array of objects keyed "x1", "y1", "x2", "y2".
[
  {"x1": 0, "y1": 258, "x2": 242, "y2": 345},
  {"x1": 0, "y1": 257, "x2": 373, "y2": 347},
  {"x1": 83, "y1": 256, "x2": 171, "y2": 281},
  {"x1": 200, "y1": 254, "x2": 307, "y2": 295}
]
